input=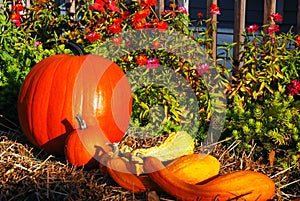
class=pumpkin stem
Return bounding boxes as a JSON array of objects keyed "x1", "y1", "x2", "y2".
[
  {"x1": 65, "y1": 41, "x2": 87, "y2": 56},
  {"x1": 75, "y1": 114, "x2": 87, "y2": 130}
]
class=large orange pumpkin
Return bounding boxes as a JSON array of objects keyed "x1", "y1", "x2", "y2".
[{"x1": 18, "y1": 54, "x2": 132, "y2": 155}]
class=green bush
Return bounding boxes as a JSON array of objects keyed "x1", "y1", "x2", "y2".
[
  {"x1": 0, "y1": 4, "x2": 69, "y2": 123},
  {"x1": 221, "y1": 17, "x2": 300, "y2": 167}
]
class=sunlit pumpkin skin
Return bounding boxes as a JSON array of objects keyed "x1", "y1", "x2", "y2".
[
  {"x1": 65, "y1": 115, "x2": 114, "y2": 169},
  {"x1": 18, "y1": 54, "x2": 132, "y2": 155},
  {"x1": 167, "y1": 153, "x2": 220, "y2": 184},
  {"x1": 144, "y1": 156, "x2": 276, "y2": 201},
  {"x1": 65, "y1": 129, "x2": 98, "y2": 169}
]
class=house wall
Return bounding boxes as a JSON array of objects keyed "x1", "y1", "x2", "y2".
[{"x1": 188, "y1": 0, "x2": 298, "y2": 33}]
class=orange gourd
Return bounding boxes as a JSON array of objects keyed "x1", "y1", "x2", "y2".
[
  {"x1": 144, "y1": 156, "x2": 276, "y2": 201},
  {"x1": 105, "y1": 156, "x2": 147, "y2": 193},
  {"x1": 167, "y1": 153, "x2": 220, "y2": 184}
]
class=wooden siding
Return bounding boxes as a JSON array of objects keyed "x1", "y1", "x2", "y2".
[{"x1": 189, "y1": 0, "x2": 298, "y2": 32}]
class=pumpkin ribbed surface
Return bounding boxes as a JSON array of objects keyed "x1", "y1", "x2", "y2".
[{"x1": 18, "y1": 54, "x2": 131, "y2": 155}]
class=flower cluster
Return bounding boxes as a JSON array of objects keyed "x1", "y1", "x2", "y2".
[
  {"x1": 9, "y1": 1, "x2": 25, "y2": 26},
  {"x1": 136, "y1": 54, "x2": 160, "y2": 69},
  {"x1": 82, "y1": 0, "x2": 170, "y2": 43},
  {"x1": 246, "y1": 13, "x2": 282, "y2": 34},
  {"x1": 89, "y1": 0, "x2": 119, "y2": 12}
]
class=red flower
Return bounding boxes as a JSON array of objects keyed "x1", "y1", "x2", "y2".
[
  {"x1": 108, "y1": 23, "x2": 122, "y2": 34},
  {"x1": 10, "y1": 12, "x2": 21, "y2": 20},
  {"x1": 132, "y1": 18, "x2": 147, "y2": 29},
  {"x1": 131, "y1": 9, "x2": 150, "y2": 29},
  {"x1": 209, "y1": 4, "x2": 220, "y2": 15},
  {"x1": 137, "y1": 8, "x2": 151, "y2": 19},
  {"x1": 146, "y1": 58, "x2": 160, "y2": 69},
  {"x1": 154, "y1": 20, "x2": 168, "y2": 30},
  {"x1": 287, "y1": 80, "x2": 300, "y2": 96},
  {"x1": 295, "y1": 35, "x2": 300, "y2": 47},
  {"x1": 152, "y1": 41, "x2": 161, "y2": 49},
  {"x1": 169, "y1": 3, "x2": 176, "y2": 8},
  {"x1": 136, "y1": 54, "x2": 148, "y2": 65},
  {"x1": 10, "y1": 12, "x2": 21, "y2": 26},
  {"x1": 268, "y1": 13, "x2": 283, "y2": 23},
  {"x1": 246, "y1": 24, "x2": 259, "y2": 33},
  {"x1": 140, "y1": 0, "x2": 156, "y2": 7},
  {"x1": 113, "y1": 18, "x2": 123, "y2": 25},
  {"x1": 89, "y1": 0, "x2": 105, "y2": 12},
  {"x1": 121, "y1": 11, "x2": 130, "y2": 20},
  {"x1": 13, "y1": 4, "x2": 25, "y2": 11},
  {"x1": 86, "y1": 32, "x2": 101, "y2": 42},
  {"x1": 267, "y1": 24, "x2": 280, "y2": 34},
  {"x1": 107, "y1": 0, "x2": 120, "y2": 12},
  {"x1": 197, "y1": 12, "x2": 203, "y2": 18}
]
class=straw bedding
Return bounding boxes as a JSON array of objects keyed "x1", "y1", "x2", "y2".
[{"x1": 0, "y1": 125, "x2": 299, "y2": 201}]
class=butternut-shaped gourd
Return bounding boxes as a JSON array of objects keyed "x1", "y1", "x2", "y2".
[
  {"x1": 167, "y1": 153, "x2": 220, "y2": 184},
  {"x1": 129, "y1": 131, "x2": 195, "y2": 162},
  {"x1": 144, "y1": 156, "x2": 276, "y2": 201}
]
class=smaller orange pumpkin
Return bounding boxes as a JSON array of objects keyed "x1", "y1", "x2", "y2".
[{"x1": 65, "y1": 114, "x2": 112, "y2": 169}]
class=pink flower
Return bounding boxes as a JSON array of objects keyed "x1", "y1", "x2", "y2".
[
  {"x1": 287, "y1": 80, "x2": 300, "y2": 96},
  {"x1": 86, "y1": 32, "x2": 101, "y2": 42},
  {"x1": 177, "y1": 6, "x2": 187, "y2": 14},
  {"x1": 267, "y1": 24, "x2": 280, "y2": 34},
  {"x1": 11, "y1": 19, "x2": 21, "y2": 26},
  {"x1": 209, "y1": 4, "x2": 220, "y2": 15},
  {"x1": 34, "y1": 41, "x2": 42, "y2": 46},
  {"x1": 146, "y1": 58, "x2": 160, "y2": 69},
  {"x1": 196, "y1": 63, "x2": 210, "y2": 75},
  {"x1": 143, "y1": 22, "x2": 152, "y2": 28},
  {"x1": 268, "y1": 13, "x2": 283, "y2": 23},
  {"x1": 246, "y1": 24, "x2": 259, "y2": 33}
]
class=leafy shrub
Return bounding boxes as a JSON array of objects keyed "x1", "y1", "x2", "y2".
[
  {"x1": 221, "y1": 15, "x2": 300, "y2": 167},
  {"x1": 0, "y1": 2, "x2": 70, "y2": 123}
]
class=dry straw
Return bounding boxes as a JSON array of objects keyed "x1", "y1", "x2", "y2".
[{"x1": 0, "y1": 119, "x2": 299, "y2": 201}]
